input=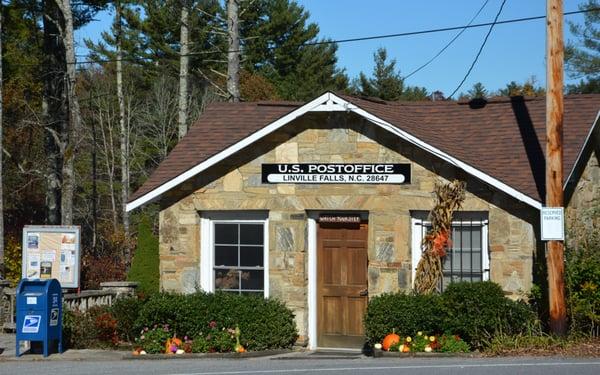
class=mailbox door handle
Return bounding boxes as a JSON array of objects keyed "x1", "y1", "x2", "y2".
[{"x1": 359, "y1": 288, "x2": 368, "y2": 297}]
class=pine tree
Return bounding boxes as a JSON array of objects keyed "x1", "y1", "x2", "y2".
[
  {"x1": 240, "y1": 0, "x2": 346, "y2": 100},
  {"x1": 566, "y1": 0, "x2": 599, "y2": 80},
  {"x1": 565, "y1": 0, "x2": 599, "y2": 93},
  {"x1": 355, "y1": 48, "x2": 404, "y2": 101},
  {"x1": 467, "y1": 82, "x2": 488, "y2": 99}
]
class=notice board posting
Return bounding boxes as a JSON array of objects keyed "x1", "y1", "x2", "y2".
[{"x1": 22, "y1": 226, "x2": 81, "y2": 288}]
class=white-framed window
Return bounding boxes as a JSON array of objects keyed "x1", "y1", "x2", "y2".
[
  {"x1": 200, "y1": 212, "x2": 269, "y2": 297},
  {"x1": 411, "y1": 212, "x2": 489, "y2": 291}
]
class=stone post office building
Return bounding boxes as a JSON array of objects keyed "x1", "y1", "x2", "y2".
[{"x1": 127, "y1": 92, "x2": 600, "y2": 349}]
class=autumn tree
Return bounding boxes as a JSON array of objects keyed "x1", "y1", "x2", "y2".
[{"x1": 497, "y1": 77, "x2": 545, "y2": 97}]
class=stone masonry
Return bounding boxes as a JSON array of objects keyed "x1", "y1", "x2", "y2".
[{"x1": 158, "y1": 112, "x2": 540, "y2": 343}]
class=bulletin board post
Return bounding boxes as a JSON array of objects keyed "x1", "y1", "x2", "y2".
[{"x1": 22, "y1": 226, "x2": 81, "y2": 289}]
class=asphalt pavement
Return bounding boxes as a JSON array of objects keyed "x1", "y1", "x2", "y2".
[{"x1": 1, "y1": 355, "x2": 600, "y2": 375}]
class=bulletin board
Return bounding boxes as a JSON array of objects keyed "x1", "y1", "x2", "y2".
[{"x1": 22, "y1": 226, "x2": 81, "y2": 289}]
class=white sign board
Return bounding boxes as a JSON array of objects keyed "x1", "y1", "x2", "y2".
[{"x1": 541, "y1": 207, "x2": 564, "y2": 241}]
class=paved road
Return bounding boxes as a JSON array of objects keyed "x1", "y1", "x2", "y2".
[{"x1": 1, "y1": 356, "x2": 600, "y2": 375}]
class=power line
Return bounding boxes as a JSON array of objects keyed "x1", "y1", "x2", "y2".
[
  {"x1": 448, "y1": 0, "x2": 507, "y2": 99},
  {"x1": 404, "y1": 0, "x2": 490, "y2": 80},
  {"x1": 19, "y1": 7, "x2": 600, "y2": 67}
]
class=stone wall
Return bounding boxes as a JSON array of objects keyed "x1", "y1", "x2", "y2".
[
  {"x1": 566, "y1": 149, "x2": 600, "y2": 248},
  {"x1": 158, "y1": 112, "x2": 538, "y2": 342}
]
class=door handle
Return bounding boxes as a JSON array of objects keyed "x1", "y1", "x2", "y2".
[{"x1": 359, "y1": 288, "x2": 368, "y2": 297}]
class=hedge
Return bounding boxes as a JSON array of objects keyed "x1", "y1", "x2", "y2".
[
  {"x1": 365, "y1": 281, "x2": 536, "y2": 348},
  {"x1": 131, "y1": 292, "x2": 298, "y2": 351}
]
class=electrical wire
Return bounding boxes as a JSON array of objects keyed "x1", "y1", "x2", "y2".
[
  {"x1": 404, "y1": 0, "x2": 490, "y2": 80},
  {"x1": 448, "y1": 0, "x2": 507, "y2": 99},
  {"x1": 25, "y1": 7, "x2": 600, "y2": 66}
]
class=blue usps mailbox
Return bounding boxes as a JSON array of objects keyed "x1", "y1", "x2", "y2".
[{"x1": 16, "y1": 279, "x2": 63, "y2": 357}]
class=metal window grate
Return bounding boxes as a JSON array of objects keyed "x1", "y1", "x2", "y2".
[{"x1": 415, "y1": 219, "x2": 488, "y2": 292}]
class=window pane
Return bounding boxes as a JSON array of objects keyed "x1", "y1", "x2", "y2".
[
  {"x1": 461, "y1": 227, "x2": 472, "y2": 249},
  {"x1": 462, "y1": 250, "x2": 472, "y2": 270},
  {"x1": 451, "y1": 227, "x2": 462, "y2": 249},
  {"x1": 452, "y1": 249, "x2": 461, "y2": 271},
  {"x1": 472, "y1": 227, "x2": 482, "y2": 249},
  {"x1": 240, "y1": 224, "x2": 263, "y2": 245},
  {"x1": 215, "y1": 246, "x2": 238, "y2": 267},
  {"x1": 215, "y1": 269, "x2": 239, "y2": 290},
  {"x1": 241, "y1": 270, "x2": 264, "y2": 290},
  {"x1": 240, "y1": 246, "x2": 263, "y2": 267},
  {"x1": 472, "y1": 251, "x2": 482, "y2": 272},
  {"x1": 215, "y1": 224, "x2": 238, "y2": 244}
]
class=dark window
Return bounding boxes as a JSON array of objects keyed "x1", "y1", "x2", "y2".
[
  {"x1": 214, "y1": 223, "x2": 264, "y2": 294},
  {"x1": 414, "y1": 217, "x2": 488, "y2": 292}
]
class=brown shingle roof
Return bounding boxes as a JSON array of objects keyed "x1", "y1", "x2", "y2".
[{"x1": 129, "y1": 93, "x2": 600, "y2": 205}]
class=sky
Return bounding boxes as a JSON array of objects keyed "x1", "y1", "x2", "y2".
[{"x1": 76, "y1": 0, "x2": 590, "y2": 97}]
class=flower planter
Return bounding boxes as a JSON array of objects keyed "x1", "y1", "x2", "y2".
[{"x1": 373, "y1": 348, "x2": 480, "y2": 358}]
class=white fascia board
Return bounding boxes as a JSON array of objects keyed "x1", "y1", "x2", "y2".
[
  {"x1": 127, "y1": 92, "x2": 543, "y2": 211},
  {"x1": 347, "y1": 103, "x2": 543, "y2": 210},
  {"x1": 564, "y1": 110, "x2": 600, "y2": 190},
  {"x1": 126, "y1": 92, "x2": 336, "y2": 211}
]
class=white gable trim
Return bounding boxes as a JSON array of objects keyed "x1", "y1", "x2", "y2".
[
  {"x1": 564, "y1": 109, "x2": 600, "y2": 192},
  {"x1": 350, "y1": 104, "x2": 542, "y2": 209},
  {"x1": 126, "y1": 92, "x2": 542, "y2": 212}
]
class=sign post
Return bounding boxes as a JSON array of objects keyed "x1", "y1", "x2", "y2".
[{"x1": 545, "y1": 0, "x2": 567, "y2": 335}]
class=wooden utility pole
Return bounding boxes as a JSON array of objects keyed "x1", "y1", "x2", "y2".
[{"x1": 546, "y1": 0, "x2": 567, "y2": 335}]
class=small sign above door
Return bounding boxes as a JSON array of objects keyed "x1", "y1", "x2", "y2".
[
  {"x1": 318, "y1": 214, "x2": 362, "y2": 224},
  {"x1": 262, "y1": 163, "x2": 411, "y2": 184}
]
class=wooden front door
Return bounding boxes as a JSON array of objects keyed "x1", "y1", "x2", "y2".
[{"x1": 317, "y1": 221, "x2": 368, "y2": 348}]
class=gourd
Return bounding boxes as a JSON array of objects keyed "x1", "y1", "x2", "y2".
[
  {"x1": 381, "y1": 329, "x2": 400, "y2": 351},
  {"x1": 234, "y1": 326, "x2": 246, "y2": 353}
]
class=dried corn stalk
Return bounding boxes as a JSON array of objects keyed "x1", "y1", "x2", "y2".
[{"x1": 413, "y1": 180, "x2": 466, "y2": 294}]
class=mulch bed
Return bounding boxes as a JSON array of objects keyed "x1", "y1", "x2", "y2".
[{"x1": 483, "y1": 338, "x2": 600, "y2": 357}]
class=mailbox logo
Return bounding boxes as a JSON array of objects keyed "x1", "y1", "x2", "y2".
[
  {"x1": 22, "y1": 315, "x2": 41, "y2": 333},
  {"x1": 50, "y1": 308, "x2": 59, "y2": 326}
]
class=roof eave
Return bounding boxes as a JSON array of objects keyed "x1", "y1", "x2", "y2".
[{"x1": 127, "y1": 91, "x2": 544, "y2": 212}]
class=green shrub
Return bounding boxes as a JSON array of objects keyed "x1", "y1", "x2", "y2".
[
  {"x1": 134, "y1": 325, "x2": 172, "y2": 354},
  {"x1": 364, "y1": 281, "x2": 536, "y2": 349},
  {"x1": 441, "y1": 281, "x2": 535, "y2": 348},
  {"x1": 128, "y1": 215, "x2": 159, "y2": 295},
  {"x1": 438, "y1": 334, "x2": 470, "y2": 353},
  {"x1": 566, "y1": 226, "x2": 600, "y2": 337},
  {"x1": 364, "y1": 292, "x2": 444, "y2": 343},
  {"x1": 134, "y1": 292, "x2": 297, "y2": 350},
  {"x1": 110, "y1": 297, "x2": 145, "y2": 341},
  {"x1": 192, "y1": 327, "x2": 236, "y2": 353},
  {"x1": 62, "y1": 306, "x2": 116, "y2": 349}
]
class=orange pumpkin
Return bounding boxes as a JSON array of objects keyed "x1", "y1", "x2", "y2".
[{"x1": 382, "y1": 330, "x2": 401, "y2": 351}]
